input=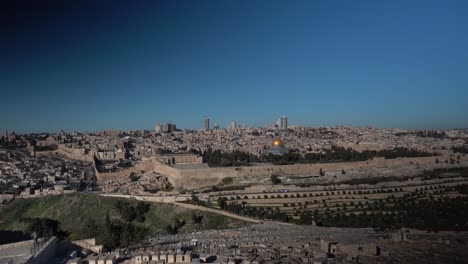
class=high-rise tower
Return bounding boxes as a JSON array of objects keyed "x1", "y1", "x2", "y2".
[
  {"x1": 204, "y1": 117, "x2": 210, "y2": 131},
  {"x1": 279, "y1": 116, "x2": 288, "y2": 130}
]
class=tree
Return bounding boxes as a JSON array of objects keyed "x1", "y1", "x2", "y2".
[
  {"x1": 166, "y1": 218, "x2": 186, "y2": 234},
  {"x1": 221, "y1": 177, "x2": 233, "y2": 185},
  {"x1": 271, "y1": 175, "x2": 281, "y2": 184},
  {"x1": 115, "y1": 200, "x2": 150, "y2": 223},
  {"x1": 101, "y1": 211, "x2": 148, "y2": 250},
  {"x1": 217, "y1": 197, "x2": 227, "y2": 209},
  {"x1": 192, "y1": 213, "x2": 204, "y2": 229},
  {"x1": 319, "y1": 168, "x2": 325, "y2": 177},
  {"x1": 21, "y1": 217, "x2": 68, "y2": 239},
  {"x1": 135, "y1": 202, "x2": 150, "y2": 222},
  {"x1": 82, "y1": 218, "x2": 99, "y2": 238},
  {"x1": 129, "y1": 172, "x2": 139, "y2": 182}
]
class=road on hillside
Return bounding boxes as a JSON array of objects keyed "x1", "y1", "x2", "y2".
[{"x1": 99, "y1": 193, "x2": 264, "y2": 224}]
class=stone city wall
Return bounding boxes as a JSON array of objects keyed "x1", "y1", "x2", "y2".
[
  {"x1": 33, "y1": 144, "x2": 94, "y2": 162},
  {"x1": 95, "y1": 155, "x2": 447, "y2": 190},
  {"x1": 33, "y1": 150, "x2": 58, "y2": 157},
  {"x1": 57, "y1": 144, "x2": 94, "y2": 162},
  {"x1": 165, "y1": 156, "x2": 441, "y2": 189},
  {"x1": 33, "y1": 146, "x2": 454, "y2": 191}
]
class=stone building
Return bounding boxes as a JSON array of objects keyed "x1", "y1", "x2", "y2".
[
  {"x1": 320, "y1": 237, "x2": 380, "y2": 258},
  {"x1": 133, "y1": 249, "x2": 191, "y2": 264},
  {"x1": 156, "y1": 153, "x2": 203, "y2": 165},
  {"x1": 264, "y1": 138, "x2": 288, "y2": 155}
]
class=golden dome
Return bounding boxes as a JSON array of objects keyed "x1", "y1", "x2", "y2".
[{"x1": 272, "y1": 138, "x2": 283, "y2": 147}]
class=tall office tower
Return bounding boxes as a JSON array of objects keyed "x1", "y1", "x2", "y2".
[
  {"x1": 204, "y1": 117, "x2": 210, "y2": 131},
  {"x1": 213, "y1": 123, "x2": 219, "y2": 130},
  {"x1": 163, "y1": 123, "x2": 176, "y2": 133},
  {"x1": 169, "y1": 123, "x2": 177, "y2": 132},
  {"x1": 279, "y1": 116, "x2": 288, "y2": 130},
  {"x1": 162, "y1": 123, "x2": 170, "y2": 133},
  {"x1": 155, "y1": 123, "x2": 163, "y2": 133},
  {"x1": 230, "y1": 121, "x2": 238, "y2": 130}
]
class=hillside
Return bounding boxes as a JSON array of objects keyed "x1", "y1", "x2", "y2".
[{"x1": 0, "y1": 194, "x2": 249, "y2": 241}]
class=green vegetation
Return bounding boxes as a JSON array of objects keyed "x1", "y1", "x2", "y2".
[
  {"x1": 282, "y1": 146, "x2": 434, "y2": 164},
  {"x1": 165, "y1": 218, "x2": 186, "y2": 234},
  {"x1": 202, "y1": 148, "x2": 259, "y2": 167},
  {"x1": 455, "y1": 184, "x2": 468, "y2": 194},
  {"x1": 453, "y1": 146, "x2": 468, "y2": 154},
  {"x1": 262, "y1": 152, "x2": 303, "y2": 165},
  {"x1": 117, "y1": 160, "x2": 133, "y2": 168},
  {"x1": 191, "y1": 212, "x2": 204, "y2": 229},
  {"x1": 198, "y1": 176, "x2": 242, "y2": 195},
  {"x1": 21, "y1": 217, "x2": 68, "y2": 239},
  {"x1": 395, "y1": 131, "x2": 447, "y2": 138},
  {"x1": 216, "y1": 167, "x2": 468, "y2": 232},
  {"x1": 220, "y1": 177, "x2": 234, "y2": 185},
  {"x1": 326, "y1": 176, "x2": 413, "y2": 186},
  {"x1": 201, "y1": 184, "x2": 246, "y2": 193},
  {"x1": 203, "y1": 146, "x2": 435, "y2": 167},
  {"x1": 217, "y1": 197, "x2": 289, "y2": 222},
  {"x1": 270, "y1": 175, "x2": 281, "y2": 184},
  {"x1": 129, "y1": 172, "x2": 140, "y2": 182},
  {"x1": 101, "y1": 211, "x2": 148, "y2": 249},
  {"x1": 115, "y1": 200, "x2": 150, "y2": 222},
  {"x1": 33, "y1": 145, "x2": 58, "y2": 152},
  {"x1": 309, "y1": 196, "x2": 468, "y2": 232},
  {"x1": 0, "y1": 194, "x2": 249, "y2": 248},
  {"x1": 319, "y1": 168, "x2": 325, "y2": 176}
]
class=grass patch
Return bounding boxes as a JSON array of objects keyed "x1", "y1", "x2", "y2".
[{"x1": 0, "y1": 194, "x2": 249, "y2": 240}]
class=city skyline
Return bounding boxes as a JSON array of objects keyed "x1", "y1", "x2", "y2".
[{"x1": 2, "y1": 0, "x2": 468, "y2": 133}]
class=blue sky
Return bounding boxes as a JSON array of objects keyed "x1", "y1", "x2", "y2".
[{"x1": 1, "y1": 0, "x2": 468, "y2": 133}]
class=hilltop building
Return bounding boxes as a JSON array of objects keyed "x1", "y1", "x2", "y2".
[
  {"x1": 204, "y1": 117, "x2": 210, "y2": 131},
  {"x1": 3, "y1": 130, "x2": 17, "y2": 142},
  {"x1": 265, "y1": 138, "x2": 288, "y2": 155},
  {"x1": 163, "y1": 123, "x2": 177, "y2": 133},
  {"x1": 278, "y1": 116, "x2": 288, "y2": 130},
  {"x1": 156, "y1": 153, "x2": 203, "y2": 165},
  {"x1": 155, "y1": 123, "x2": 163, "y2": 133},
  {"x1": 229, "y1": 121, "x2": 238, "y2": 130}
]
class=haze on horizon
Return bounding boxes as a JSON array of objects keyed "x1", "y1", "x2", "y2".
[{"x1": 1, "y1": 0, "x2": 468, "y2": 133}]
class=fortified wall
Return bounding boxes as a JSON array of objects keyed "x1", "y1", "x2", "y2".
[
  {"x1": 160, "y1": 156, "x2": 442, "y2": 189},
  {"x1": 33, "y1": 144, "x2": 94, "y2": 162},
  {"x1": 34, "y1": 144, "x2": 458, "y2": 190},
  {"x1": 95, "y1": 156, "x2": 447, "y2": 189}
]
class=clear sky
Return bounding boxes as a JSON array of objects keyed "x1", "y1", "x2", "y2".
[{"x1": 1, "y1": 0, "x2": 468, "y2": 133}]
